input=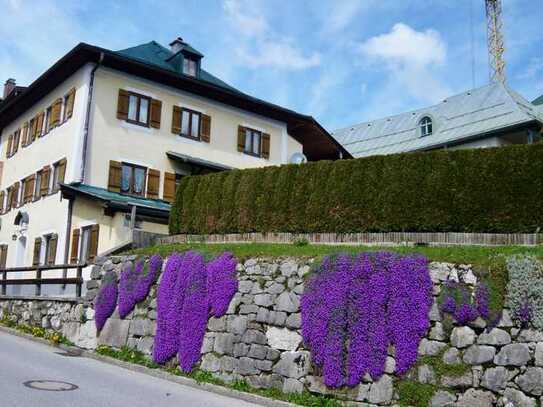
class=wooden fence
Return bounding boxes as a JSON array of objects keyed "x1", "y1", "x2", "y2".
[
  {"x1": 0, "y1": 263, "x2": 86, "y2": 297},
  {"x1": 159, "y1": 232, "x2": 543, "y2": 247}
]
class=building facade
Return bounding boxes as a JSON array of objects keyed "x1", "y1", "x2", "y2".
[{"x1": 0, "y1": 38, "x2": 347, "y2": 294}]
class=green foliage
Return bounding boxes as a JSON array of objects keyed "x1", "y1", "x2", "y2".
[
  {"x1": 419, "y1": 348, "x2": 470, "y2": 378},
  {"x1": 475, "y1": 255, "x2": 509, "y2": 320},
  {"x1": 170, "y1": 144, "x2": 543, "y2": 235},
  {"x1": 0, "y1": 315, "x2": 72, "y2": 346},
  {"x1": 506, "y1": 254, "x2": 543, "y2": 329},
  {"x1": 396, "y1": 380, "x2": 438, "y2": 407}
]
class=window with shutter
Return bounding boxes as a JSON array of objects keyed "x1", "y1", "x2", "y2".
[
  {"x1": 70, "y1": 229, "x2": 80, "y2": 264},
  {"x1": 6, "y1": 134, "x2": 13, "y2": 158},
  {"x1": 46, "y1": 234, "x2": 58, "y2": 265},
  {"x1": 108, "y1": 161, "x2": 122, "y2": 193},
  {"x1": 120, "y1": 163, "x2": 146, "y2": 196},
  {"x1": 237, "y1": 126, "x2": 246, "y2": 152},
  {"x1": 89, "y1": 224, "x2": 99, "y2": 263},
  {"x1": 163, "y1": 172, "x2": 176, "y2": 203},
  {"x1": 0, "y1": 245, "x2": 7, "y2": 269},
  {"x1": 11, "y1": 182, "x2": 19, "y2": 208},
  {"x1": 261, "y1": 133, "x2": 271, "y2": 159},
  {"x1": 36, "y1": 112, "x2": 45, "y2": 138},
  {"x1": 28, "y1": 118, "x2": 36, "y2": 144},
  {"x1": 146, "y1": 169, "x2": 160, "y2": 199},
  {"x1": 44, "y1": 106, "x2": 53, "y2": 134},
  {"x1": 52, "y1": 158, "x2": 67, "y2": 193},
  {"x1": 149, "y1": 99, "x2": 162, "y2": 129},
  {"x1": 64, "y1": 88, "x2": 76, "y2": 120},
  {"x1": 51, "y1": 98, "x2": 62, "y2": 127},
  {"x1": 6, "y1": 187, "x2": 12, "y2": 212},
  {"x1": 118, "y1": 90, "x2": 150, "y2": 126},
  {"x1": 178, "y1": 108, "x2": 201, "y2": 140},
  {"x1": 12, "y1": 129, "x2": 20, "y2": 155},
  {"x1": 117, "y1": 89, "x2": 130, "y2": 120},
  {"x1": 23, "y1": 175, "x2": 36, "y2": 204},
  {"x1": 201, "y1": 114, "x2": 211, "y2": 143},
  {"x1": 172, "y1": 106, "x2": 182, "y2": 134},
  {"x1": 40, "y1": 166, "x2": 50, "y2": 196},
  {"x1": 32, "y1": 238, "x2": 42, "y2": 266},
  {"x1": 21, "y1": 122, "x2": 29, "y2": 147}
]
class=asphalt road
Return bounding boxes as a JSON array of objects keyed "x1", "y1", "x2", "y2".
[{"x1": 0, "y1": 332, "x2": 260, "y2": 407}]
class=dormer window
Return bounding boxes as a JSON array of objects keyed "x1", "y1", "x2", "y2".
[
  {"x1": 183, "y1": 58, "x2": 197, "y2": 77},
  {"x1": 419, "y1": 116, "x2": 433, "y2": 137}
]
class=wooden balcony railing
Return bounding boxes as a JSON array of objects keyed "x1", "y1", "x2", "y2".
[{"x1": 0, "y1": 263, "x2": 86, "y2": 297}]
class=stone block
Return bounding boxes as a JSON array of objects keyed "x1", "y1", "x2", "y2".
[
  {"x1": 266, "y1": 327, "x2": 301, "y2": 351},
  {"x1": 477, "y1": 328, "x2": 511, "y2": 346},
  {"x1": 516, "y1": 367, "x2": 543, "y2": 396},
  {"x1": 463, "y1": 345, "x2": 496, "y2": 365},
  {"x1": 273, "y1": 351, "x2": 310, "y2": 379},
  {"x1": 275, "y1": 291, "x2": 300, "y2": 313},
  {"x1": 226, "y1": 315, "x2": 248, "y2": 335},
  {"x1": 494, "y1": 343, "x2": 531, "y2": 366},
  {"x1": 248, "y1": 344, "x2": 268, "y2": 360},
  {"x1": 368, "y1": 375, "x2": 393, "y2": 405},
  {"x1": 481, "y1": 366, "x2": 508, "y2": 392},
  {"x1": 213, "y1": 333, "x2": 235, "y2": 355},
  {"x1": 456, "y1": 389, "x2": 495, "y2": 407},
  {"x1": 430, "y1": 390, "x2": 457, "y2": 407},
  {"x1": 451, "y1": 326, "x2": 476, "y2": 349},
  {"x1": 97, "y1": 319, "x2": 130, "y2": 349}
]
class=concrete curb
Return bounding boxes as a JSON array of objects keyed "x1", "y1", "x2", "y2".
[{"x1": 0, "y1": 325, "x2": 295, "y2": 407}]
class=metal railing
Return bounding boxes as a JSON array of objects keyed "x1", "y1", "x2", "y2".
[{"x1": 0, "y1": 263, "x2": 86, "y2": 297}]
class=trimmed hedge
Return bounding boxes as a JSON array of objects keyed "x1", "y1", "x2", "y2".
[{"x1": 169, "y1": 144, "x2": 543, "y2": 234}]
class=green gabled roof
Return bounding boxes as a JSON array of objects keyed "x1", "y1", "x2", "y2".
[
  {"x1": 61, "y1": 182, "x2": 171, "y2": 213},
  {"x1": 115, "y1": 41, "x2": 241, "y2": 93},
  {"x1": 533, "y1": 94, "x2": 543, "y2": 106}
]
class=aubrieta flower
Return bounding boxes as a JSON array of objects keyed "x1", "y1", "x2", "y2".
[
  {"x1": 94, "y1": 271, "x2": 118, "y2": 331},
  {"x1": 118, "y1": 261, "x2": 144, "y2": 318}
]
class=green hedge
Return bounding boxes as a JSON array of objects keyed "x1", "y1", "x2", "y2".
[{"x1": 169, "y1": 144, "x2": 543, "y2": 234}]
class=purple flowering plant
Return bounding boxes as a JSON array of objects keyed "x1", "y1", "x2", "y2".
[
  {"x1": 94, "y1": 271, "x2": 118, "y2": 331},
  {"x1": 301, "y1": 252, "x2": 432, "y2": 388}
]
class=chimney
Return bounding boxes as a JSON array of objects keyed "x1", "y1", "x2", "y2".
[
  {"x1": 169, "y1": 37, "x2": 185, "y2": 54},
  {"x1": 3, "y1": 78, "x2": 16, "y2": 99}
]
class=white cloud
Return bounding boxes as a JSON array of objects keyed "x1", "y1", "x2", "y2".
[
  {"x1": 358, "y1": 23, "x2": 450, "y2": 105},
  {"x1": 223, "y1": 0, "x2": 321, "y2": 71}
]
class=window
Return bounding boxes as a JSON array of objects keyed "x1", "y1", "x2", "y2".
[
  {"x1": 244, "y1": 128, "x2": 262, "y2": 157},
  {"x1": 419, "y1": 116, "x2": 433, "y2": 137},
  {"x1": 121, "y1": 163, "x2": 146, "y2": 196},
  {"x1": 42, "y1": 234, "x2": 58, "y2": 266},
  {"x1": 44, "y1": 106, "x2": 52, "y2": 134},
  {"x1": 180, "y1": 108, "x2": 201, "y2": 140},
  {"x1": 183, "y1": 58, "x2": 197, "y2": 77},
  {"x1": 52, "y1": 159, "x2": 67, "y2": 193},
  {"x1": 34, "y1": 170, "x2": 42, "y2": 200},
  {"x1": 77, "y1": 225, "x2": 99, "y2": 263},
  {"x1": 127, "y1": 92, "x2": 150, "y2": 126}
]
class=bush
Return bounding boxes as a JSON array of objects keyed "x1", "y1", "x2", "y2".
[
  {"x1": 170, "y1": 144, "x2": 543, "y2": 235},
  {"x1": 506, "y1": 254, "x2": 543, "y2": 329}
]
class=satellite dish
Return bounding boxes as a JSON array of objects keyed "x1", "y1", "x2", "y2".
[{"x1": 289, "y1": 152, "x2": 308, "y2": 165}]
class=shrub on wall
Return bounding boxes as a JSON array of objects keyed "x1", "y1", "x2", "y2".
[
  {"x1": 153, "y1": 251, "x2": 238, "y2": 372},
  {"x1": 506, "y1": 255, "x2": 543, "y2": 329},
  {"x1": 301, "y1": 252, "x2": 432, "y2": 388},
  {"x1": 170, "y1": 144, "x2": 543, "y2": 235},
  {"x1": 95, "y1": 271, "x2": 118, "y2": 331}
]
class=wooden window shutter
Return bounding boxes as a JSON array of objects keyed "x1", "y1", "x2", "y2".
[
  {"x1": 237, "y1": 126, "x2": 246, "y2": 152},
  {"x1": 146, "y1": 169, "x2": 160, "y2": 199},
  {"x1": 70, "y1": 229, "x2": 80, "y2": 264},
  {"x1": 172, "y1": 106, "x2": 182, "y2": 134},
  {"x1": 163, "y1": 172, "x2": 176, "y2": 203},
  {"x1": 36, "y1": 112, "x2": 45, "y2": 138},
  {"x1": 89, "y1": 224, "x2": 100, "y2": 262},
  {"x1": 30, "y1": 118, "x2": 37, "y2": 142},
  {"x1": 24, "y1": 175, "x2": 35, "y2": 203},
  {"x1": 55, "y1": 159, "x2": 67, "y2": 189},
  {"x1": 0, "y1": 191, "x2": 4, "y2": 214},
  {"x1": 66, "y1": 88, "x2": 76, "y2": 119},
  {"x1": 47, "y1": 234, "x2": 58, "y2": 265},
  {"x1": 6, "y1": 188, "x2": 12, "y2": 212},
  {"x1": 51, "y1": 98, "x2": 62, "y2": 127},
  {"x1": 11, "y1": 182, "x2": 20, "y2": 208},
  {"x1": 21, "y1": 122, "x2": 29, "y2": 147},
  {"x1": 40, "y1": 166, "x2": 50, "y2": 196},
  {"x1": 261, "y1": 133, "x2": 271, "y2": 159},
  {"x1": 149, "y1": 99, "x2": 162, "y2": 129},
  {"x1": 117, "y1": 89, "x2": 130, "y2": 120},
  {"x1": 108, "y1": 161, "x2": 122, "y2": 193},
  {"x1": 201, "y1": 114, "x2": 211, "y2": 143},
  {"x1": 0, "y1": 245, "x2": 7, "y2": 269},
  {"x1": 12, "y1": 130, "x2": 20, "y2": 155},
  {"x1": 6, "y1": 134, "x2": 13, "y2": 158},
  {"x1": 33, "y1": 238, "x2": 42, "y2": 266}
]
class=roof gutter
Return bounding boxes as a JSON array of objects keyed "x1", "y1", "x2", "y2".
[{"x1": 79, "y1": 52, "x2": 104, "y2": 183}]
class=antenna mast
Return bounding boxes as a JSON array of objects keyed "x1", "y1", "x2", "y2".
[{"x1": 485, "y1": 0, "x2": 506, "y2": 83}]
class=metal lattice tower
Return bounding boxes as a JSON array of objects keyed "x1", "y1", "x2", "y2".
[{"x1": 485, "y1": 0, "x2": 506, "y2": 83}]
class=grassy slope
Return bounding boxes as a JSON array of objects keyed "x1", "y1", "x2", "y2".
[{"x1": 129, "y1": 242, "x2": 543, "y2": 267}]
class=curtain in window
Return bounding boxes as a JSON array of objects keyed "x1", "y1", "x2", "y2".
[{"x1": 134, "y1": 167, "x2": 145, "y2": 194}]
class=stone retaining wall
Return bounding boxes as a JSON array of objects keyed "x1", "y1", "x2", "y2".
[{"x1": 2, "y1": 255, "x2": 543, "y2": 406}]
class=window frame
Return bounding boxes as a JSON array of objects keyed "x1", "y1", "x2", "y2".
[
  {"x1": 243, "y1": 127, "x2": 263, "y2": 158},
  {"x1": 34, "y1": 170, "x2": 43, "y2": 201},
  {"x1": 120, "y1": 162, "x2": 147, "y2": 197},
  {"x1": 183, "y1": 58, "x2": 197, "y2": 77},
  {"x1": 179, "y1": 108, "x2": 202, "y2": 141},
  {"x1": 79, "y1": 226, "x2": 92, "y2": 263},
  {"x1": 419, "y1": 116, "x2": 433, "y2": 137},
  {"x1": 126, "y1": 92, "x2": 151, "y2": 127},
  {"x1": 44, "y1": 106, "x2": 53, "y2": 134}
]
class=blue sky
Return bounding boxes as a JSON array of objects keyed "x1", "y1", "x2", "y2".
[{"x1": 1, "y1": 0, "x2": 542, "y2": 131}]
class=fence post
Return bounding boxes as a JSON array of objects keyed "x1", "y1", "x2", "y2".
[
  {"x1": 35, "y1": 267, "x2": 42, "y2": 296},
  {"x1": 76, "y1": 265, "x2": 83, "y2": 298}
]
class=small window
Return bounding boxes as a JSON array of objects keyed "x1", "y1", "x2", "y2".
[
  {"x1": 44, "y1": 106, "x2": 52, "y2": 134},
  {"x1": 180, "y1": 108, "x2": 201, "y2": 140},
  {"x1": 419, "y1": 116, "x2": 433, "y2": 137},
  {"x1": 127, "y1": 93, "x2": 151, "y2": 126},
  {"x1": 183, "y1": 58, "x2": 197, "y2": 76},
  {"x1": 34, "y1": 171, "x2": 42, "y2": 200},
  {"x1": 244, "y1": 128, "x2": 262, "y2": 157},
  {"x1": 121, "y1": 163, "x2": 146, "y2": 196},
  {"x1": 79, "y1": 226, "x2": 91, "y2": 263},
  {"x1": 52, "y1": 159, "x2": 66, "y2": 193}
]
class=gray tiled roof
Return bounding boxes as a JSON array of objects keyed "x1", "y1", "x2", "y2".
[{"x1": 333, "y1": 83, "x2": 543, "y2": 158}]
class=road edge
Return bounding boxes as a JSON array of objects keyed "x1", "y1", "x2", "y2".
[{"x1": 0, "y1": 325, "x2": 295, "y2": 407}]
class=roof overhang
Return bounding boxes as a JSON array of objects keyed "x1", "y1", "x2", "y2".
[
  {"x1": 0, "y1": 43, "x2": 351, "y2": 161},
  {"x1": 166, "y1": 151, "x2": 233, "y2": 172},
  {"x1": 60, "y1": 183, "x2": 170, "y2": 220}
]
